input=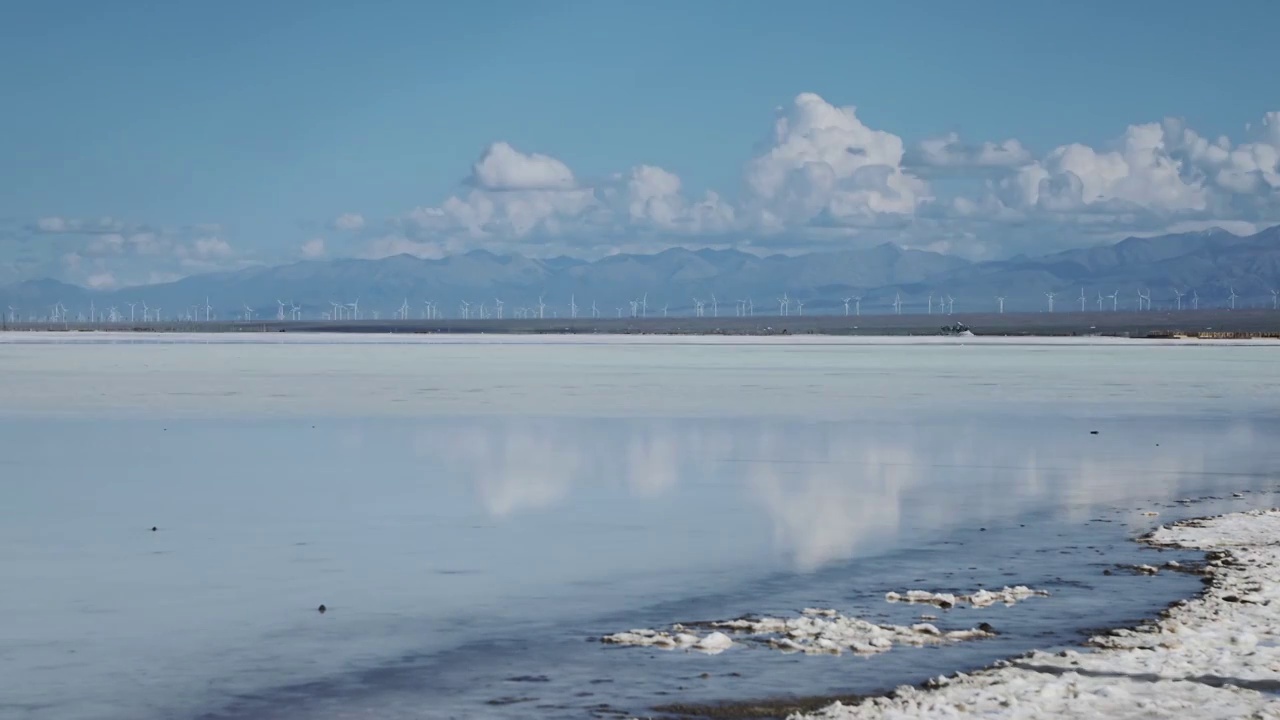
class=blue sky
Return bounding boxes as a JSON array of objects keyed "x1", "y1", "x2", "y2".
[{"x1": 2, "y1": 0, "x2": 1278, "y2": 288}]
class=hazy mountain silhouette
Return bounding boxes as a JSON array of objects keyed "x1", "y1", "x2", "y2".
[{"x1": 3, "y1": 226, "x2": 1278, "y2": 319}]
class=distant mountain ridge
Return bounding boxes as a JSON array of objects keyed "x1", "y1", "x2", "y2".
[{"x1": 3, "y1": 226, "x2": 1278, "y2": 320}]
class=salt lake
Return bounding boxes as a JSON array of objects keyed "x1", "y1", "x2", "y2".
[{"x1": 1, "y1": 334, "x2": 1277, "y2": 719}]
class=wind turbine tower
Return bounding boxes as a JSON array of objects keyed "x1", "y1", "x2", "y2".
[
  {"x1": 1045, "y1": 292, "x2": 1056, "y2": 313},
  {"x1": 996, "y1": 296, "x2": 1005, "y2": 313}
]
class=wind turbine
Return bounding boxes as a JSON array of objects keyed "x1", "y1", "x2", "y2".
[
  {"x1": 892, "y1": 292, "x2": 902, "y2": 315},
  {"x1": 795, "y1": 299, "x2": 804, "y2": 316},
  {"x1": 127, "y1": 302, "x2": 137, "y2": 322},
  {"x1": 1096, "y1": 291, "x2": 1104, "y2": 311},
  {"x1": 1228, "y1": 287, "x2": 1238, "y2": 310},
  {"x1": 1191, "y1": 289, "x2": 1199, "y2": 310},
  {"x1": 709, "y1": 294, "x2": 718, "y2": 318},
  {"x1": 842, "y1": 297, "x2": 852, "y2": 316},
  {"x1": 996, "y1": 296, "x2": 1005, "y2": 313},
  {"x1": 243, "y1": 304, "x2": 254, "y2": 322},
  {"x1": 853, "y1": 296, "x2": 861, "y2": 316},
  {"x1": 460, "y1": 300, "x2": 471, "y2": 319},
  {"x1": 204, "y1": 297, "x2": 213, "y2": 321},
  {"x1": 141, "y1": 301, "x2": 150, "y2": 322},
  {"x1": 291, "y1": 301, "x2": 302, "y2": 320},
  {"x1": 277, "y1": 300, "x2": 286, "y2": 321},
  {"x1": 495, "y1": 298, "x2": 505, "y2": 319},
  {"x1": 778, "y1": 292, "x2": 789, "y2": 316},
  {"x1": 927, "y1": 293, "x2": 934, "y2": 315},
  {"x1": 1045, "y1": 292, "x2": 1056, "y2": 313},
  {"x1": 1173, "y1": 289, "x2": 1184, "y2": 311},
  {"x1": 1272, "y1": 289, "x2": 1278, "y2": 310},
  {"x1": 1138, "y1": 289, "x2": 1151, "y2": 311},
  {"x1": 946, "y1": 295, "x2": 955, "y2": 314},
  {"x1": 1078, "y1": 288, "x2": 1087, "y2": 312},
  {"x1": 692, "y1": 298, "x2": 704, "y2": 317},
  {"x1": 641, "y1": 293, "x2": 648, "y2": 318},
  {"x1": 663, "y1": 303, "x2": 669, "y2": 318},
  {"x1": 1107, "y1": 290, "x2": 1118, "y2": 311},
  {"x1": 591, "y1": 300, "x2": 599, "y2": 318},
  {"x1": 349, "y1": 298, "x2": 360, "y2": 320},
  {"x1": 537, "y1": 295, "x2": 546, "y2": 319}
]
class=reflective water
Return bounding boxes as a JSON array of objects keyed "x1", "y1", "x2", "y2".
[{"x1": 1, "y1": 334, "x2": 1277, "y2": 719}]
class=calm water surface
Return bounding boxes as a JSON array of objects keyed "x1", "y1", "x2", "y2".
[{"x1": 1, "y1": 334, "x2": 1277, "y2": 719}]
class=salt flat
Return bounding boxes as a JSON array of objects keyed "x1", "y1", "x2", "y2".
[{"x1": 0, "y1": 332, "x2": 1275, "y2": 420}]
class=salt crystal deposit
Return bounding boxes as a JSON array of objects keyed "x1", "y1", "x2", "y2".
[
  {"x1": 883, "y1": 586, "x2": 1049, "y2": 609},
  {"x1": 790, "y1": 509, "x2": 1280, "y2": 719},
  {"x1": 602, "y1": 608, "x2": 996, "y2": 657}
]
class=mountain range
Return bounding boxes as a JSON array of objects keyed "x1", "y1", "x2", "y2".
[{"x1": 3, "y1": 225, "x2": 1278, "y2": 320}]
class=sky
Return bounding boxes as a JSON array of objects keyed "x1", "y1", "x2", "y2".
[{"x1": 2, "y1": 0, "x2": 1278, "y2": 289}]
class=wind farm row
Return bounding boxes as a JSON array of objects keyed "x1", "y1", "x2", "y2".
[{"x1": 6, "y1": 286, "x2": 1277, "y2": 326}]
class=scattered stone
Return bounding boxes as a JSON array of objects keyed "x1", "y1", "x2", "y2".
[{"x1": 317, "y1": 604, "x2": 327, "y2": 613}]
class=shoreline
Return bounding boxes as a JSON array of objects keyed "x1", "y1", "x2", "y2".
[
  {"x1": 641, "y1": 508, "x2": 1280, "y2": 719},
  {"x1": 785, "y1": 509, "x2": 1280, "y2": 719},
  {"x1": 1, "y1": 307, "x2": 1278, "y2": 339}
]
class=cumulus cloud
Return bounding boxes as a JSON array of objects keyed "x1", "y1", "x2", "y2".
[
  {"x1": 914, "y1": 133, "x2": 1033, "y2": 168},
  {"x1": 377, "y1": 96, "x2": 1280, "y2": 260},
  {"x1": 300, "y1": 237, "x2": 327, "y2": 258},
  {"x1": 332, "y1": 213, "x2": 365, "y2": 231},
  {"x1": 21, "y1": 94, "x2": 1280, "y2": 282},
  {"x1": 742, "y1": 93, "x2": 928, "y2": 229},
  {"x1": 469, "y1": 141, "x2": 576, "y2": 191}
]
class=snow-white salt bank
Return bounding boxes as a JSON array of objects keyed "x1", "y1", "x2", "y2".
[
  {"x1": 602, "y1": 609, "x2": 998, "y2": 656},
  {"x1": 884, "y1": 586, "x2": 1049, "y2": 609},
  {"x1": 793, "y1": 509, "x2": 1280, "y2": 719}
]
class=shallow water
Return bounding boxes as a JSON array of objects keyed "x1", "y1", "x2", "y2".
[{"x1": 1, "y1": 334, "x2": 1277, "y2": 719}]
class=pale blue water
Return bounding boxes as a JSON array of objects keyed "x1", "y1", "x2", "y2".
[{"x1": 1, "y1": 335, "x2": 1277, "y2": 719}]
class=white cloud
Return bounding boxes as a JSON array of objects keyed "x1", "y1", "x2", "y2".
[
  {"x1": 20, "y1": 96, "x2": 1280, "y2": 282},
  {"x1": 191, "y1": 237, "x2": 234, "y2": 259},
  {"x1": 333, "y1": 213, "x2": 365, "y2": 231},
  {"x1": 300, "y1": 237, "x2": 327, "y2": 258},
  {"x1": 915, "y1": 132, "x2": 1032, "y2": 168},
  {"x1": 32, "y1": 216, "x2": 124, "y2": 235},
  {"x1": 469, "y1": 141, "x2": 576, "y2": 191},
  {"x1": 85, "y1": 272, "x2": 118, "y2": 289},
  {"x1": 36, "y1": 216, "x2": 71, "y2": 233},
  {"x1": 742, "y1": 93, "x2": 928, "y2": 229}
]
